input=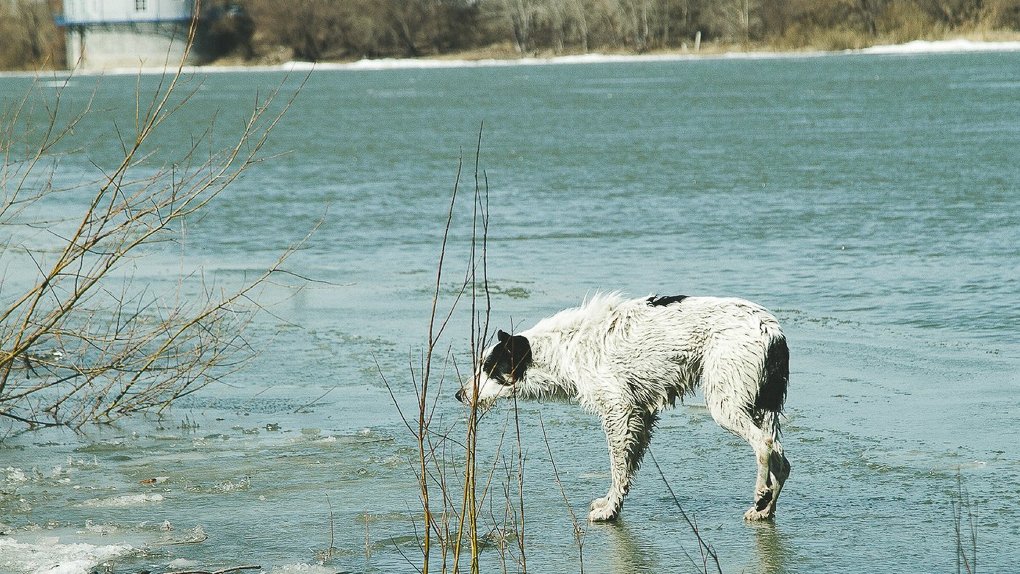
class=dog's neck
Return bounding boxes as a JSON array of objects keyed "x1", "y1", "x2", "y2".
[
  {"x1": 512, "y1": 324, "x2": 591, "y2": 401},
  {"x1": 509, "y1": 295, "x2": 633, "y2": 402}
]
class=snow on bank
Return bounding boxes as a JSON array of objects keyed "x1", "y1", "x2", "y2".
[
  {"x1": 177, "y1": 38, "x2": 1020, "y2": 75},
  {"x1": 220, "y1": 38, "x2": 1020, "y2": 73},
  {"x1": 331, "y1": 52, "x2": 696, "y2": 71},
  {"x1": 857, "y1": 38, "x2": 1020, "y2": 54},
  {"x1": 0, "y1": 538, "x2": 133, "y2": 574}
]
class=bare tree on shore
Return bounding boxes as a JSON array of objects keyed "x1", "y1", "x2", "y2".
[{"x1": 0, "y1": 25, "x2": 303, "y2": 429}]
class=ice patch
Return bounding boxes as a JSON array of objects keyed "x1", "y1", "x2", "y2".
[
  {"x1": 214, "y1": 477, "x2": 251, "y2": 492},
  {"x1": 78, "y1": 493, "x2": 164, "y2": 508},
  {"x1": 82, "y1": 520, "x2": 118, "y2": 536},
  {"x1": 5, "y1": 467, "x2": 29, "y2": 483},
  {"x1": 268, "y1": 564, "x2": 339, "y2": 574},
  {"x1": 0, "y1": 538, "x2": 132, "y2": 574}
]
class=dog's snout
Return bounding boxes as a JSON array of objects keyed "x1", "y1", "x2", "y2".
[{"x1": 455, "y1": 388, "x2": 465, "y2": 403}]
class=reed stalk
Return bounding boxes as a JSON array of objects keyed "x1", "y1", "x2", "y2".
[
  {"x1": 386, "y1": 124, "x2": 535, "y2": 573},
  {"x1": 648, "y1": 449, "x2": 723, "y2": 574}
]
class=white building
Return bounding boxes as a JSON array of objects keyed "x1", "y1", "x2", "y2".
[{"x1": 59, "y1": 0, "x2": 194, "y2": 71}]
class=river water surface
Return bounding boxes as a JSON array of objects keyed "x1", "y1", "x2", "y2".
[{"x1": 1, "y1": 49, "x2": 1018, "y2": 573}]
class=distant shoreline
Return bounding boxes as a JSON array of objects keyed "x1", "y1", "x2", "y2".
[{"x1": 2, "y1": 39, "x2": 1019, "y2": 78}]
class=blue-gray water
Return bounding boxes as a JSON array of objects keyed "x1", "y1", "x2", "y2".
[{"x1": 1, "y1": 50, "x2": 1018, "y2": 573}]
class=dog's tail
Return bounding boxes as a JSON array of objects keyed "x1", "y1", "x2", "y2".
[{"x1": 754, "y1": 333, "x2": 789, "y2": 434}]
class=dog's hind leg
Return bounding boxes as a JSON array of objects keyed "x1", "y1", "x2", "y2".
[
  {"x1": 761, "y1": 433, "x2": 791, "y2": 518},
  {"x1": 589, "y1": 406, "x2": 657, "y2": 523},
  {"x1": 703, "y1": 382, "x2": 788, "y2": 521},
  {"x1": 743, "y1": 432, "x2": 791, "y2": 521},
  {"x1": 755, "y1": 414, "x2": 791, "y2": 519}
]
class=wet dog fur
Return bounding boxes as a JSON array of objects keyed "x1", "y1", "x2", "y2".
[{"x1": 455, "y1": 293, "x2": 791, "y2": 522}]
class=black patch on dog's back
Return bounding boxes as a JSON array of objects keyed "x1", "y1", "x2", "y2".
[
  {"x1": 482, "y1": 330, "x2": 533, "y2": 385},
  {"x1": 647, "y1": 295, "x2": 688, "y2": 307}
]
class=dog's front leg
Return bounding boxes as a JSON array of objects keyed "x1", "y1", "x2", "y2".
[
  {"x1": 589, "y1": 407, "x2": 654, "y2": 522},
  {"x1": 588, "y1": 437, "x2": 628, "y2": 522}
]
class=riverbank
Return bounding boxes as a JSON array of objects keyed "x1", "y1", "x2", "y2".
[{"x1": 2, "y1": 37, "x2": 1019, "y2": 78}]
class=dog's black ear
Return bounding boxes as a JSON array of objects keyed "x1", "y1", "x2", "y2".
[
  {"x1": 507, "y1": 334, "x2": 532, "y2": 380},
  {"x1": 497, "y1": 330, "x2": 510, "y2": 343}
]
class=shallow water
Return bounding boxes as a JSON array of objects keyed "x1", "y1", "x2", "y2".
[{"x1": 1, "y1": 50, "x2": 1019, "y2": 573}]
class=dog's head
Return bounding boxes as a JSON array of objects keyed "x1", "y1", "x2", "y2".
[{"x1": 455, "y1": 330, "x2": 532, "y2": 406}]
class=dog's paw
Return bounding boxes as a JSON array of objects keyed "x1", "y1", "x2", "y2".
[
  {"x1": 588, "y1": 497, "x2": 620, "y2": 522},
  {"x1": 588, "y1": 505, "x2": 620, "y2": 522},
  {"x1": 743, "y1": 505, "x2": 775, "y2": 522}
]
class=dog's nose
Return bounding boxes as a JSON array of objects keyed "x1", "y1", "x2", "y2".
[{"x1": 455, "y1": 388, "x2": 465, "y2": 403}]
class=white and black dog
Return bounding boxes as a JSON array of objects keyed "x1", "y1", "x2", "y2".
[{"x1": 455, "y1": 293, "x2": 791, "y2": 522}]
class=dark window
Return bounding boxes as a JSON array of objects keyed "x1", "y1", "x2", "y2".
[{"x1": 135, "y1": 0, "x2": 147, "y2": 11}]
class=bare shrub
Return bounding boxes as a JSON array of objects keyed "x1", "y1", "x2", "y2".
[
  {"x1": 0, "y1": 26, "x2": 303, "y2": 429},
  {"x1": 0, "y1": 0, "x2": 64, "y2": 70},
  {"x1": 984, "y1": 0, "x2": 1020, "y2": 28},
  {"x1": 877, "y1": 0, "x2": 945, "y2": 43},
  {"x1": 197, "y1": 3, "x2": 256, "y2": 61}
]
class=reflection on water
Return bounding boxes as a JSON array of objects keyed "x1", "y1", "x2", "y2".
[
  {"x1": 605, "y1": 522, "x2": 661, "y2": 573},
  {"x1": 752, "y1": 523, "x2": 789, "y2": 574}
]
